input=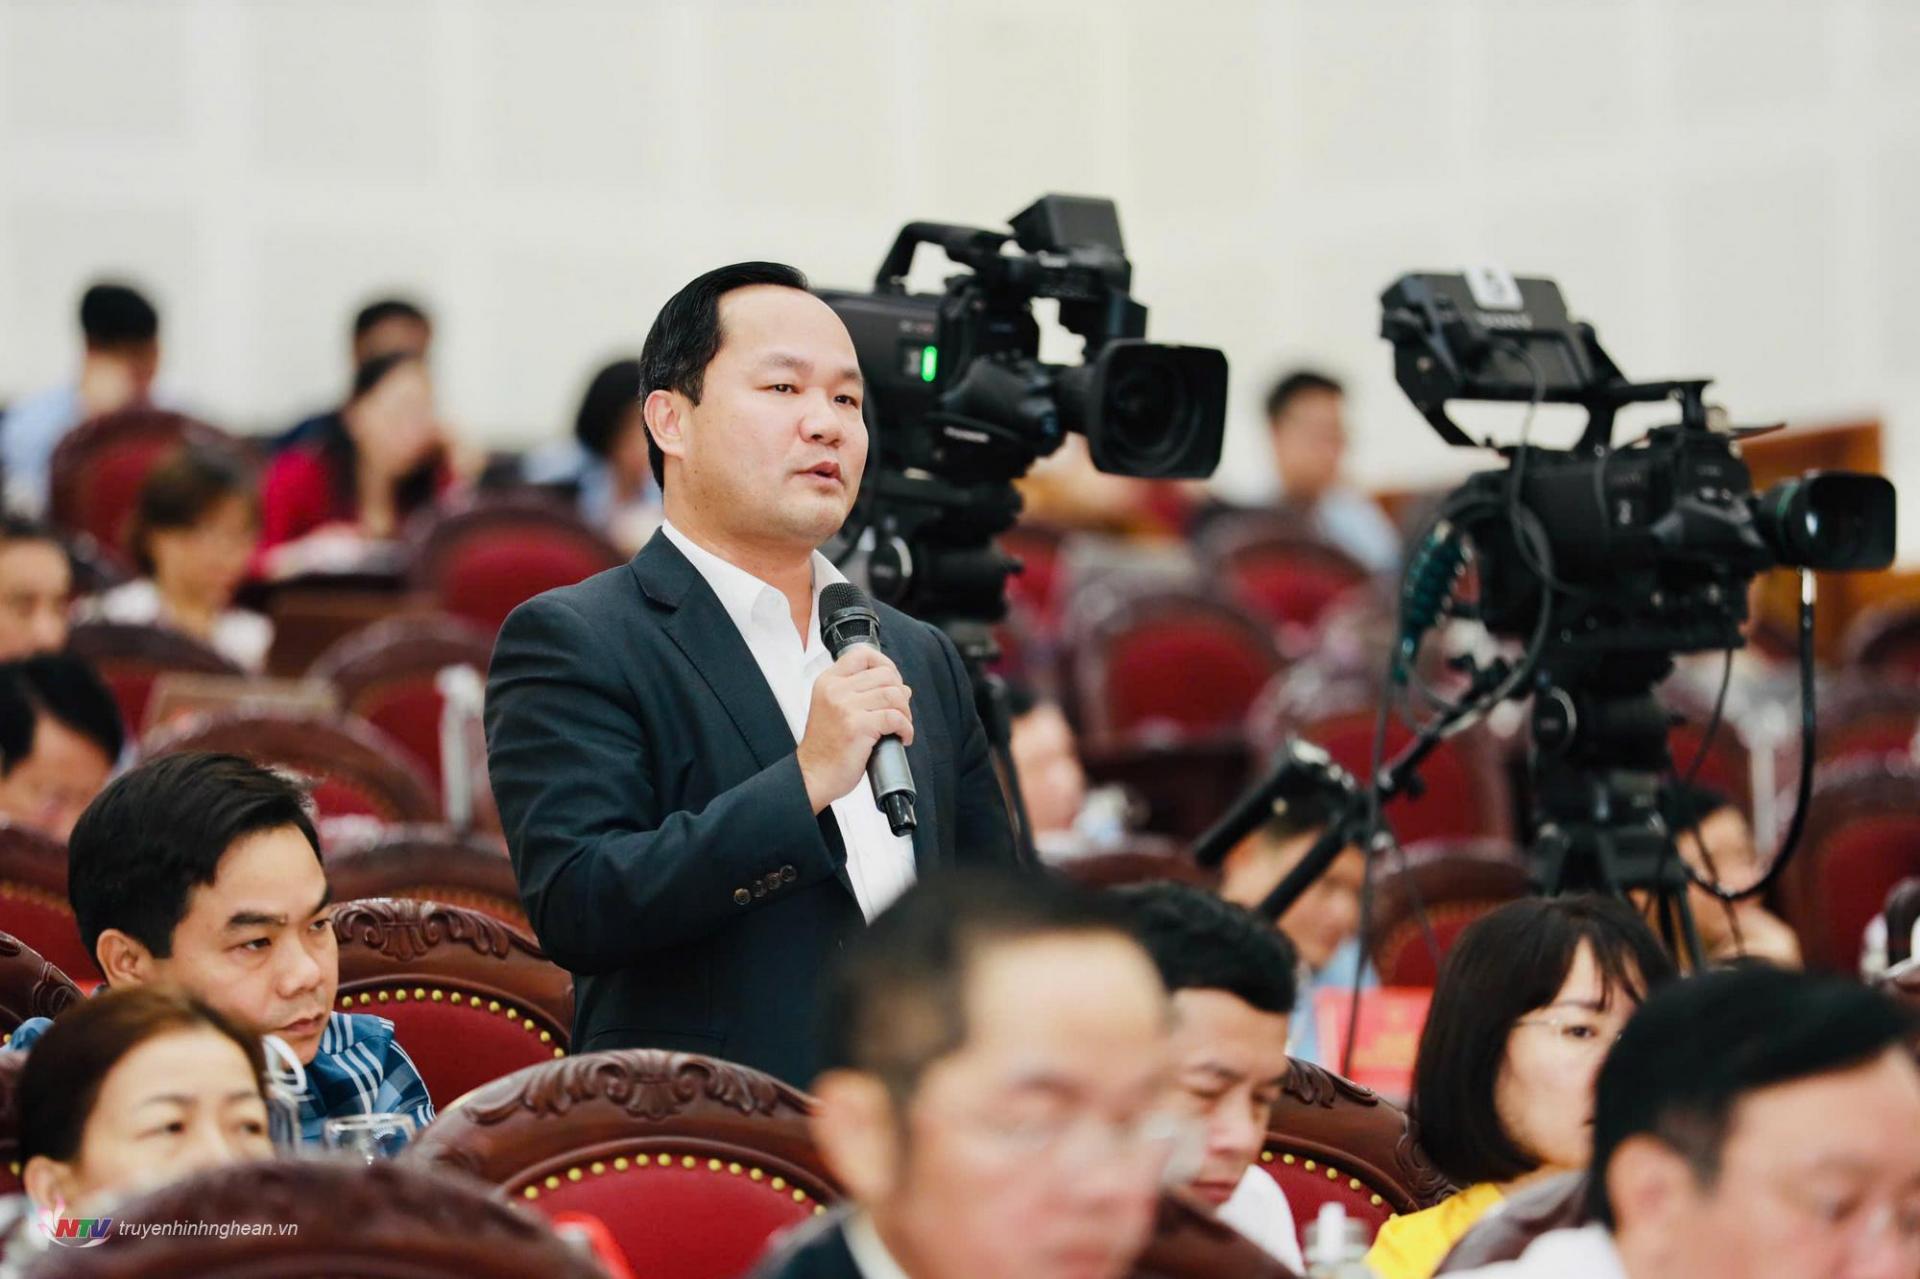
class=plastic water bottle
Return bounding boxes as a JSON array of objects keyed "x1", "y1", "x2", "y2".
[{"x1": 1302, "y1": 1202, "x2": 1378, "y2": 1278}]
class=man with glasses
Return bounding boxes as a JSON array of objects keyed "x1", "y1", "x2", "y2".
[
  {"x1": 757, "y1": 869, "x2": 1183, "y2": 1279},
  {"x1": 1116, "y1": 881, "x2": 1307, "y2": 1270},
  {"x1": 1449, "y1": 965, "x2": 1920, "y2": 1278}
]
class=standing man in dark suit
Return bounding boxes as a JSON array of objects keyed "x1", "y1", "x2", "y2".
[{"x1": 484, "y1": 261, "x2": 1017, "y2": 1087}]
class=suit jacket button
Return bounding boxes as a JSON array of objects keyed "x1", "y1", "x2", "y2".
[
  {"x1": 753, "y1": 881, "x2": 768, "y2": 898},
  {"x1": 733, "y1": 888, "x2": 751, "y2": 906},
  {"x1": 780, "y1": 865, "x2": 797, "y2": 883}
]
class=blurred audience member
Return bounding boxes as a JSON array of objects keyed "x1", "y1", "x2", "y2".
[
  {"x1": 1006, "y1": 683, "x2": 1126, "y2": 859},
  {"x1": 1650, "y1": 785, "x2": 1801, "y2": 970},
  {"x1": 257, "y1": 352, "x2": 451, "y2": 576},
  {"x1": 1366, "y1": 896, "x2": 1676, "y2": 1279},
  {"x1": 17, "y1": 986, "x2": 274, "y2": 1230},
  {"x1": 0, "y1": 653, "x2": 122, "y2": 842},
  {"x1": 1258, "y1": 369, "x2": 1398, "y2": 573},
  {"x1": 522, "y1": 357, "x2": 661, "y2": 554},
  {"x1": 1118, "y1": 881, "x2": 1305, "y2": 1270},
  {"x1": 76, "y1": 445, "x2": 271, "y2": 671},
  {"x1": 275, "y1": 297, "x2": 434, "y2": 454},
  {"x1": 1451, "y1": 967, "x2": 1920, "y2": 1279},
  {"x1": 763, "y1": 869, "x2": 1179, "y2": 1279},
  {"x1": 0, "y1": 515, "x2": 71, "y2": 659},
  {"x1": 1218, "y1": 802, "x2": 1373, "y2": 1065},
  {"x1": 1, "y1": 283, "x2": 161, "y2": 516},
  {"x1": 1015, "y1": 437, "x2": 1180, "y2": 538},
  {"x1": 7, "y1": 753, "x2": 435, "y2": 1144}
]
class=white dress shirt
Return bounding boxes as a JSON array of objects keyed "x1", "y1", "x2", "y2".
[
  {"x1": 1450, "y1": 1225, "x2": 1628, "y2": 1279},
  {"x1": 661, "y1": 520, "x2": 917, "y2": 921},
  {"x1": 1217, "y1": 1164, "x2": 1307, "y2": 1272},
  {"x1": 843, "y1": 1212, "x2": 914, "y2": 1279}
]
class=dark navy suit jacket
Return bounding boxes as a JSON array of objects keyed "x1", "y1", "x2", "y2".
[{"x1": 484, "y1": 530, "x2": 1015, "y2": 1086}]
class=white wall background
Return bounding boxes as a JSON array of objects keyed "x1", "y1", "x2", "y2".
[{"x1": 3, "y1": 0, "x2": 1918, "y2": 551}]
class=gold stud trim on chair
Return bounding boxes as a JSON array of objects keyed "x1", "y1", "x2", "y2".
[
  {"x1": 516, "y1": 1149, "x2": 826, "y2": 1214},
  {"x1": 338, "y1": 985, "x2": 567, "y2": 1059},
  {"x1": 1259, "y1": 1148, "x2": 1388, "y2": 1210}
]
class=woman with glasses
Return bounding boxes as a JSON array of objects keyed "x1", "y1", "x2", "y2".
[{"x1": 1365, "y1": 895, "x2": 1676, "y2": 1279}]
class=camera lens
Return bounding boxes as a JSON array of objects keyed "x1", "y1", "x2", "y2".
[
  {"x1": 1754, "y1": 473, "x2": 1896, "y2": 571},
  {"x1": 1081, "y1": 341, "x2": 1228, "y2": 479}
]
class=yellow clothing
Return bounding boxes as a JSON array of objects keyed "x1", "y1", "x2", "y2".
[{"x1": 1364, "y1": 1181, "x2": 1506, "y2": 1279}]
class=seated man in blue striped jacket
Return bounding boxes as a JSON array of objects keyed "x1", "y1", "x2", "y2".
[{"x1": 8, "y1": 751, "x2": 434, "y2": 1143}]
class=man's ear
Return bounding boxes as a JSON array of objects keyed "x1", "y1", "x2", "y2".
[
  {"x1": 94, "y1": 928, "x2": 156, "y2": 987},
  {"x1": 1606, "y1": 1136, "x2": 1698, "y2": 1245},
  {"x1": 642, "y1": 388, "x2": 687, "y2": 468},
  {"x1": 23, "y1": 1154, "x2": 78, "y2": 1217},
  {"x1": 810, "y1": 1070, "x2": 903, "y2": 1205}
]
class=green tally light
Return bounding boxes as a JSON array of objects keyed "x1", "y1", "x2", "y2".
[{"x1": 920, "y1": 345, "x2": 938, "y2": 383}]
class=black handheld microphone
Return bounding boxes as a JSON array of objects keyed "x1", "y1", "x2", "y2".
[{"x1": 818, "y1": 582, "x2": 918, "y2": 836}]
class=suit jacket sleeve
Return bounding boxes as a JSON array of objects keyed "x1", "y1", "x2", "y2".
[
  {"x1": 485, "y1": 591, "x2": 841, "y2": 973},
  {"x1": 931, "y1": 623, "x2": 1019, "y2": 867}
]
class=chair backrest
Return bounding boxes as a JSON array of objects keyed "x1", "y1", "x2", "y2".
[
  {"x1": 1776, "y1": 756, "x2": 1920, "y2": 972},
  {"x1": 0, "y1": 929, "x2": 81, "y2": 1046},
  {"x1": 1050, "y1": 840, "x2": 1217, "y2": 891},
  {"x1": 66, "y1": 619, "x2": 243, "y2": 733},
  {"x1": 34, "y1": 1157, "x2": 610, "y2": 1279},
  {"x1": 0, "y1": 821, "x2": 95, "y2": 982},
  {"x1": 0, "y1": 1051, "x2": 26, "y2": 1196},
  {"x1": 333, "y1": 898, "x2": 572, "y2": 1109},
  {"x1": 1844, "y1": 600, "x2": 1920, "y2": 682},
  {"x1": 142, "y1": 708, "x2": 439, "y2": 823},
  {"x1": 47, "y1": 409, "x2": 235, "y2": 569},
  {"x1": 1366, "y1": 840, "x2": 1532, "y2": 988},
  {"x1": 1261, "y1": 1057, "x2": 1453, "y2": 1242},
  {"x1": 1250, "y1": 672, "x2": 1515, "y2": 847},
  {"x1": 1887, "y1": 877, "x2": 1920, "y2": 967},
  {"x1": 1070, "y1": 587, "x2": 1284, "y2": 746},
  {"x1": 407, "y1": 1049, "x2": 836, "y2": 1279},
  {"x1": 1081, "y1": 736, "x2": 1255, "y2": 844},
  {"x1": 412, "y1": 497, "x2": 625, "y2": 632},
  {"x1": 309, "y1": 612, "x2": 496, "y2": 790},
  {"x1": 1816, "y1": 678, "x2": 1920, "y2": 771},
  {"x1": 1201, "y1": 515, "x2": 1375, "y2": 638},
  {"x1": 324, "y1": 823, "x2": 527, "y2": 929}
]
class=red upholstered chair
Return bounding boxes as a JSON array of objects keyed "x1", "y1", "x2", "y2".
[
  {"x1": 1082, "y1": 735, "x2": 1255, "y2": 844},
  {"x1": 65, "y1": 619, "x2": 242, "y2": 732},
  {"x1": 309, "y1": 612, "x2": 496, "y2": 792},
  {"x1": 1816, "y1": 678, "x2": 1920, "y2": 770},
  {"x1": 333, "y1": 898, "x2": 572, "y2": 1109},
  {"x1": 1001, "y1": 521, "x2": 1071, "y2": 635},
  {"x1": 412, "y1": 497, "x2": 625, "y2": 632},
  {"x1": 37, "y1": 1157, "x2": 610, "y2": 1279},
  {"x1": 324, "y1": 823, "x2": 527, "y2": 930},
  {"x1": 1249, "y1": 674, "x2": 1514, "y2": 847},
  {"x1": 1366, "y1": 840, "x2": 1532, "y2": 988},
  {"x1": 407, "y1": 1049, "x2": 838, "y2": 1279},
  {"x1": 1200, "y1": 516, "x2": 1377, "y2": 644},
  {"x1": 1844, "y1": 600, "x2": 1920, "y2": 682},
  {"x1": 0, "y1": 821, "x2": 96, "y2": 982},
  {"x1": 0, "y1": 1051, "x2": 25, "y2": 1196},
  {"x1": 143, "y1": 708, "x2": 439, "y2": 823},
  {"x1": 1050, "y1": 838, "x2": 1217, "y2": 891},
  {"x1": 1776, "y1": 757, "x2": 1920, "y2": 972},
  {"x1": 0, "y1": 928, "x2": 82, "y2": 1046},
  {"x1": 1261, "y1": 1057, "x2": 1452, "y2": 1245},
  {"x1": 47, "y1": 408, "x2": 235, "y2": 570},
  {"x1": 1070, "y1": 587, "x2": 1283, "y2": 747}
]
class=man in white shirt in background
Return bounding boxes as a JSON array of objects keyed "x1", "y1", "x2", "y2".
[{"x1": 1115, "y1": 881, "x2": 1308, "y2": 1272}]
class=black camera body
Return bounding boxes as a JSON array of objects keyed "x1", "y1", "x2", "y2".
[{"x1": 818, "y1": 195, "x2": 1227, "y2": 624}]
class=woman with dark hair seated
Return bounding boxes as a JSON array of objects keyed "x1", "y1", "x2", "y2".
[
  {"x1": 1364, "y1": 895, "x2": 1676, "y2": 1279},
  {"x1": 255, "y1": 352, "x2": 453, "y2": 577},
  {"x1": 521, "y1": 357, "x2": 660, "y2": 554},
  {"x1": 4, "y1": 986, "x2": 276, "y2": 1263},
  {"x1": 78, "y1": 444, "x2": 272, "y2": 670}
]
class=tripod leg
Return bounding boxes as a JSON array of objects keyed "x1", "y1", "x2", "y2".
[
  {"x1": 1670, "y1": 884, "x2": 1709, "y2": 973},
  {"x1": 973, "y1": 669, "x2": 1039, "y2": 867}
]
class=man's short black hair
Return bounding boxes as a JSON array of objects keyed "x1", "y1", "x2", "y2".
[
  {"x1": 1114, "y1": 880, "x2": 1298, "y2": 1015},
  {"x1": 79, "y1": 282, "x2": 159, "y2": 350},
  {"x1": 818, "y1": 867, "x2": 1147, "y2": 1099},
  {"x1": 67, "y1": 752, "x2": 321, "y2": 960},
  {"x1": 1586, "y1": 966, "x2": 1919, "y2": 1227},
  {"x1": 1413, "y1": 895, "x2": 1676, "y2": 1186},
  {"x1": 0, "y1": 512, "x2": 63, "y2": 552},
  {"x1": 352, "y1": 297, "x2": 430, "y2": 341},
  {"x1": 0, "y1": 654, "x2": 124, "y2": 777},
  {"x1": 574, "y1": 358, "x2": 645, "y2": 459},
  {"x1": 1264, "y1": 369, "x2": 1342, "y2": 425},
  {"x1": 637, "y1": 261, "x2": 812, "y2": 494}
]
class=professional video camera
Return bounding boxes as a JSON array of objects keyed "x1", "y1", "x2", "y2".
[
  {"x1": 818, "y1": 194, "x2": 1227, "y2": 629},
  {"x1": 1382, "y1": 268, "x2": 1894, "y2": 959}
]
